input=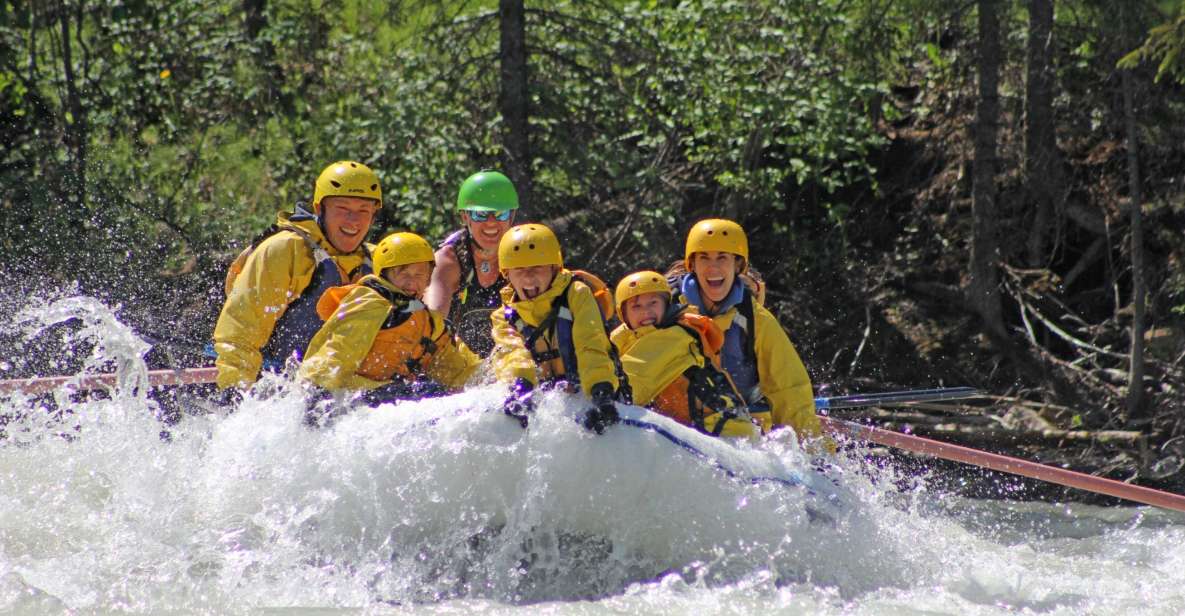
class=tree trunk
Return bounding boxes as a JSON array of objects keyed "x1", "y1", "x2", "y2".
[
  {"x1": 57, "y1": 0, "x2": 87, "y2": 220},
  {"x1": 970, "y1": 0, "x2": 1006, "y2": 340},
  {"x1": 1122, "y1": 54, "x2": 1147, "y2": 419},
  {"x1": 28, "y1": 2, "x2": 39, "y2": 82},
  {"x1": 1024, "y1": 0, "x2": 1060, "y2": 267},
  {"x1": 498, "y1": 0, "x2": 532, "y2": 209}
]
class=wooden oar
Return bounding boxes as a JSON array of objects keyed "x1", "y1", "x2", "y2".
[
  {"x1": 816, "y1": 388, "x2": 1185, "y2": 513},
  {"x1": 0, "y1": 367, "x2": 218, "y2": 396}
]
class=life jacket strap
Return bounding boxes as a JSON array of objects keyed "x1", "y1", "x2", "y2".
[
  {"x1": 684, "y1": 364, "x2": 751, "y2": 437},
  {"x1": 403, "y1": 336, "x2": 438, "y2": 373},
  {"x1": 505, "y1": 279, "x2": 574, "y2": 367}
]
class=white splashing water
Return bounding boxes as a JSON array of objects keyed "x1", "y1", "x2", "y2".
[{"x1": 2, "y1": 297, "x2": 1184, "y2": 614}]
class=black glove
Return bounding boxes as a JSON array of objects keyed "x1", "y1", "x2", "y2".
[
  {"x1": 503, "y1": 378, "x2": 535, "y2": 428},
  {"x1": 583, "y1": 382, "x2": 619, "y2": 434}
]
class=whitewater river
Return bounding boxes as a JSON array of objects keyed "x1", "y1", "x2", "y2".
[{"x1": 2, "y1": 297, "x2": 1183, "y2": 614}]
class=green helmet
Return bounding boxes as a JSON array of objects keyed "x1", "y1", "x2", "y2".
[{"x1": 456, "y1": 170, "x2": 519, "y2": 212}]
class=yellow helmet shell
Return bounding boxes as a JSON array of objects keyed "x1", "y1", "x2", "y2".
[
  {"x1": 615, "y1": 271, "x2": 670, "y2": 322},
  {"x1": 498, "y1": 224, "x2": 563, "y2": 273},
  {"x1": 373, "y1": 232, "x2": 434, "y2": 273},
  {"x1": 684, "y1": 218, "x2": 749, "y2": 273},
  {"x1": 313, "y1": 161, "x2": 382, "y2": 211}
]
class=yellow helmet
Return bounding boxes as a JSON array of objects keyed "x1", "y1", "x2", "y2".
[
  {"x1": 372, "y1": 232, "x2": 434, "y2": 273},
  {"x1": 684, "y1": 218, "x2": 749, "y2": 273},
  {"x1": 498, "y1": 224, "x2": 563, "y2": 272},
  {"x1": 615, "y1": 271, "x2": 670, "y2": 322},
  {"x1": 313, "y1": 161, "x2": 382, "y2": 211}
]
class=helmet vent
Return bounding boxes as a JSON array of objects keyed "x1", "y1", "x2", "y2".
[
  {"x1": 330, "y1": 180, "x2": 341, "y2": 188},
  {"x1": 349, "y1": 162, "x2": 358, "y2": 168},
  {"x1": 370, "y1": 184, "x2": 378, "y2": 191},
  {"x1": 707, "y1": 230, "x2": 715, "y2": 235},
  {"x1": 528, "y1": 243, "x2": 536, "y2": 249},
  {"x1": 629, "y1": 281, "x2": 637, "y2": 287}
]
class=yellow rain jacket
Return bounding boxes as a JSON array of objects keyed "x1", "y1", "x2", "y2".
[
  {"x1": 489, "y1": 269, "x2": 619, "y2": 396},
  {"x1": 672, "y1": 273, "x2": 829, "y2": 451},
  {"x1": 299, "y1": 275, "x2": 478, "y2": 391},
  {"x1": 710, "y1": 301, "x2": 828, "y2": 446},
  {"x1": 610, "y1": 310, "x2": 761, "y2": 439},
  {"x1": 213, "y1": 211, "x2": 370, "y2": 389}
]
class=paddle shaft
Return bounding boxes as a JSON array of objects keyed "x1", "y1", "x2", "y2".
[
  {"x1": 0, "y1": 367, "x2": 218, "y2": 396},
  {"x1": 820, "y1": 416, "x2": 1185, "y2": 513},
  {"x1": 816, "y1": 387, "x2": 981, "y2": 410}
]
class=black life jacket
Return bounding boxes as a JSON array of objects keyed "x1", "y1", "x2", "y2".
[{"x1": 441, "y1": 228, "x2": 505, "y2": 357}]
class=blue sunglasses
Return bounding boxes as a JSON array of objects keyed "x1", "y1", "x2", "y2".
[{"x1": 465, "y1": 209, "x2": 513, "y2": 222}]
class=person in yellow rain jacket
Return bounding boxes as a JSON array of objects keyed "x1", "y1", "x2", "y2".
[
  {"x1": 488, "y1": 223, "x2": 625, "y2": 433},
  {"x1": 609, "y1": 271, "x2": 761, "y2": 440},
  {"x1": 213, "y1": 161, "x2": 382, "y2": 390},
  {"x1": 299, "y1": 232, "x2": 479, "y2": 401},
  {"x1": 668, "y1": 219, "x2": 832, "y2": 451}
]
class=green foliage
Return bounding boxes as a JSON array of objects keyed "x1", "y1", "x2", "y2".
[
  {"x1": 1119, "y1": 3, "x2": 1185, "y2": 82},
  {"x1": 623, "y1": 1, "x2": 885, "y2": 213},
  {"x1": 0, "y1": 0, "x2": 891, "y2": 288}
]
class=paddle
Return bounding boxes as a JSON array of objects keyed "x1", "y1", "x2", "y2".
[
  {"x1": 815, "y1": 386, "x2": 981, "y2": 410},
  {"x1": 816, "y1": 388, "x2": 1185, "y2": 513},
  {"x1": 0, "y1": 367, "x2": 218, "y2": 396}
]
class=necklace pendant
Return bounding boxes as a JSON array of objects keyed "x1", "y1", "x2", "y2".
[{"x1": 480, "y1": 261, "x2": 491, "y2": 274}]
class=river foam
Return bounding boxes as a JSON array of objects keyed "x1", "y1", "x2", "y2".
[{"x1": 2, "y1": 297, "x2": 1183, "y2": 614}]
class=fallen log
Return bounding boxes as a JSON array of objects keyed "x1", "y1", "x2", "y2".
[{"x1": 836, "y1": 405, "x2": 1146, "y2": 448}]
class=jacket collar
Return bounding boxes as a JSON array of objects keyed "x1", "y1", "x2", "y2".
[{"x1": 499, "y1": 269, "x2": 573, "y2": 325}]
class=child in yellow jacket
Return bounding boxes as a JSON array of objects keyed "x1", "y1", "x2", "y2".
[
  {"x1": 299, "y1": 232, "x2": 479, "y2": 401},
  {"x1": 669, "y1": 219, "x2": 831, "y2": 451},
  {"x1": 610, "y1": 271, "x2": 761, "y2": 439},
  {"x1": 488, "y1": 223, "x2": 624, "y2": 432}
]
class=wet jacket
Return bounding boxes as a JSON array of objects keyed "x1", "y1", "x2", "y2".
[
  {"x1": 489, "y1": 269, "x2": 619, "y2": 396},
  {"x1": 610, "y1": 306, "x2": 760, "y2": 439},
  {"x1": 441, "y1": 228, "x2": 506, "y2": 357},
  {"x1": 672, "y1": 275, "x2": 824, "y2": 442},
  {"x1": 213, "y1": 209, "x2": 370, "y2": 389},
  {"x1": 298, "y1": 274, "x2": 479, "y2": 392}
]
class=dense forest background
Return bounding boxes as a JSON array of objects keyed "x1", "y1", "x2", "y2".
[{"x1": 3, "y1": 0, "x2": 1185, "y2": 493}]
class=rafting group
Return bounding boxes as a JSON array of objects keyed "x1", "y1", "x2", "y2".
[{"x1": 212, "y1": 160, "x2": 832, "y2": 453}]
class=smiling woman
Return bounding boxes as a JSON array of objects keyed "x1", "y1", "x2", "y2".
[
  {"x1": 425, "y1": 171, "x2": 522, "y2": 357},
  {"x1": 669, "y1": 219, "x2": 830, "y2": 453}
]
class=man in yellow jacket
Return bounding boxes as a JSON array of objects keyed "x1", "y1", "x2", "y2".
[
  {"x1": 610, "y1": 271, "x2": 761, "y2": 439},
  {"x1": 299, "y1": 232, "x2": 479, "y2": 399},
  {"x1": 488, "y1": 223, "x2": 624, "y2": 432},
  {"x1": 669, "y1": 219, "x2": 831, "y2": 451},
  {"x1": 213, "y1": 161, "x2": 381, "y2": 389}
]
